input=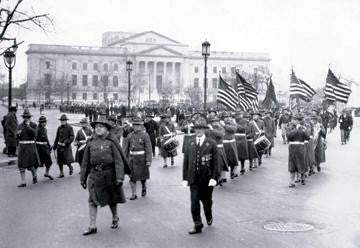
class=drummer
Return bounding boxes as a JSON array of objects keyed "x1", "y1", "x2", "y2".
[
  {"x1": 159, "y1": 113, "x2": 177, "y2": 168},
  {"x1": 244, "y1": 112, "x2": 258, "y2": 170}
]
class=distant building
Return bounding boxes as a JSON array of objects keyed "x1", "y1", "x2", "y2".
[{"x1": 26, "y1": 31, "x2": 270, "y2": 104}]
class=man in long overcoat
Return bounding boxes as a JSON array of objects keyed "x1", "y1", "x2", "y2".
[
  {"x1": 143, "y1": 114, "x2": 158, "y2": 157},
  {"x1": 263, "y1": 111, "x2": 276, "y2": 156},
  {"x1": 17, "y1": 109, "x2": 40, "y2": 187},
  {"x1": 36, "y1": 115, "x2": 53, "y2": 180},
  {"x1": 182, "y1": 115, "x2": 218, "y2": 235},
  {"x1": 53, "y1": 114, "x2": 75, "y2": 178},
  {"x1": 4, "y1": 106, "x2": 18, "y2": 157},
  {"x1": 124, "y1": 117, "x2": 152, "y2": 200}
]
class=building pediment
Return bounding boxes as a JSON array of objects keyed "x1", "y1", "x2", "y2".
[
  {"x1": 108, "y1": 31, "x2": 181, "y2": 46},
  {"x1": 137, "y1": 45, "x2": 184, "y2": 57}
]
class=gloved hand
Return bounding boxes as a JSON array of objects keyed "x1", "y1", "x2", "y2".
[
  {"x1": 116, "y1": 179, "x2": 123, "y2": 187},
  {"x1": 208, "y1": 179, "x2": 217, "y2": 187},
  {"x1": 146, "y1": 161, "x2": 151, "y2": 167},
  {"x1": 81, "y1": 182, "x2": 87, "y2": 189},
  {"x1": 181, "y1": 180, "x2": 188, "y2": 188}
]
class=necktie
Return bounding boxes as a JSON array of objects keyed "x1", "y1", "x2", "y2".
[{"x1": 197, "y1": 139, "x2": 200, "y2": 148}]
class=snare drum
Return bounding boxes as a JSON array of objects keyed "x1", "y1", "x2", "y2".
[
  {"x1": 254, "y1": 136, "x2": 271, "y2": 153},
  {"x1": 163, "y1": 137, "x2": 179, "y2": 153}
]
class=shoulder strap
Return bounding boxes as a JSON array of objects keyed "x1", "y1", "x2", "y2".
[{"x1": 253, "y1": 120, "x2": 261, "y2": 133}]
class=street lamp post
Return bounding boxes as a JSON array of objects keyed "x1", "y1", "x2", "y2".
[
  {"x1": 202, "y1": 40, "x2": 210, "y2": 111},
  {"x1": 126, "y1": 60, "x2": 133, "y2": 110},
  {"x1": 3, "y1": 41, "x2": 18, "y2": 111},
  {"x1": 66, "y1": 82, "x2": 70, "y2": 104}
]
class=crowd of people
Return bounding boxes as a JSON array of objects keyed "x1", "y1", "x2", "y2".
[{"x1": 0, "y1": 103, "x2": 354, "y2": 235}]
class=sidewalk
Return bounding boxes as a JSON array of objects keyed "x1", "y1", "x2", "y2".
[{"x1": 0, "y1": 137, "x2": 17, "y2": 166}]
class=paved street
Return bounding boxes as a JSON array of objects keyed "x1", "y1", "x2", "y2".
[{"x1": 0, "y1": 108, "x2": 360, "y2": 248}]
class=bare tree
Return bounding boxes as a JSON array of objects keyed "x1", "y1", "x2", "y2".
[{"x1": 0, "y1": 0, "x2": 53, "y2": 48}]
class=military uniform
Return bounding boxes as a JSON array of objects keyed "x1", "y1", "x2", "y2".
[
  {"x1": 263, "y1": 114, "x2": 276, "y2": 155},
  {"x1": 17, "y1": 121, "x2": 40, "y2": 170},
  {"x1": 75, "y1": 126, "x2": 93, "y2": 165},
  {"x1": 235, "y1": 116, "x2": 249, "y2": 174},
  {"x1": 222, "y1": 118, "x2": 239, "y2": 178},
  {"x1": 183, "y1": 135, "x2": 218, "y2": 233},
  {"x1": 80, "y1": 136, "x2": 126, "y2": 207},
  {"x1": 286, "y1": 119, "x2": 310, "y2": 186},
  {"x1": 181, "y1": 118, "x2": 195, "y2": 153},
  {"x1": 124, "y1": 126, "x2": 152, "y2": 199},
  {"x1": 4, "y1": 109, "x2": 18, "y2": 156},
  {"x1": 206, "y1": 120, "x2": 228, "y2": 183},
  {"x1": 143, "y1": 117, "x2": 158, "y2": 157},
  {"x1": 36, "y1": 123, "x2": 52, "y2": 168},
  {"x1": 53, "y1": 115, "x2": 75, "y2": 177}
]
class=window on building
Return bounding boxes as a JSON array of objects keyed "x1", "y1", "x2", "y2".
[
  {"x1": 213, "y1": 66, "x2": 217, "y2": 74},
  {"x1": 194, "y1": 66, "x2": 199, "y2": 73},
  {"x1": 93, "y1": 63, "x2": 98, "y2": 70},
  {"x1": 114, "y1": 63, "x2": 118, "y2": 71},
  {"x1": 72, "y1": 93, "x2": 76, "y2": 100},
  {"x1": 45, "y1": 61, "x2": 51, "y2": 69},
  {"x1": 212, "y1": 78, "x2": 218, "y2": 88},
  {"x1": 72, "y1": 62, "x2": 77, "y2": 70},
  {"x1": 92, "y1": 75, "x2": 98, "y2": 86},
  {"x1": 102, "y1": 75, "x2": 109, "y2": 86},
  {"x1": 194, "y1": 78, "x2": 199, "y2": 88},
  {"x1": 113, "y1": 93, "x2": 118, "y2": 100},
  {"x1": 104, "y1": 93, "x2": 108, "y2": 100},
  {"x1": 83, "y1": 93, "x2": 87, "y2": 100},
  {"x1": 103, "y1": 63, "x2": 108, "y2": 71},
  {"x1": 231, "y1": 67, "x2": 236, "y2": 75},
  {"x1": 83, "y1": 63, "x2": 87, "y2": 70},
  {"x1": 222, "y1": 67, "x2": 226, "y2": 74},
  {"x1": 44, "y1": 73, "x2": 51, "y2": 86},
  {"x1": 72, "y1": 74, "x2": 77, "y2": 86},
  {"x1": 113, "y1": 76, "x2": 118, "y2": 87},
  {"x1": 82, "y1": 75, "x2": 88, "y2": 86},
  {"x1": 93, "y1": 93, "x2": 98, "y2": 100}
]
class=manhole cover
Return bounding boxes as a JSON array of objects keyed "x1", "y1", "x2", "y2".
[{"x1": 264, "y1": 222, "x2": 314, "y2": 232}]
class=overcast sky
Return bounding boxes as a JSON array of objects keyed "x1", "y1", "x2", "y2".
[{"x1": 5, "y1": 0, "x2": 360, "y2": 93}]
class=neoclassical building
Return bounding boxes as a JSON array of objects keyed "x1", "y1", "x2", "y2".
[{"x1": 26, "y1": 31, "x2": 270, "y2": 104}]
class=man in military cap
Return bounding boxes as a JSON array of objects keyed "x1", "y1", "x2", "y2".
[
  {"x1": 263, "y1": 111, "x2": 276, "y2": 157},
  {"x1": 143, "y1": 114, "x2": 158, "y2": 158},
  {"x1": 107, "y1": 115, "x2": 122, "y2": 143},
  {"x1": 36, "y1": 116, "x2": 54, "y2": 180},
  {"x1": 124, "y1": 117, "x2": 152, "y2": 200},
  {"x1": 53, "y1": 114, "x2": 75, "y2": 178},
  {"x1": 286, "y1": 114, "x2": 310, "y2": 187},
  {"x1": 234, "y1": 111, "x2": 249, "y2": 174},
  {"x1": 4, "y1": 105, "x2": 18, "y2": 157},
  {"x1": 180, "y1": 113, "x2": 195, "y2": 154},
  {"x1": 75, "y1": 118, "x2": 93, "y2": 168},
  {"x1": 279, "y1": 109, "x2": 292, "y2": 144},
  {"x1": 16, "y1": 109, "x2": 40, "y2": 187},
  {"x1": 251, "y1": 111, "x2": 265, "y2": 165},
  {"x1": 80, "y1": 117, "x2": 127, "y2": 236},
  {"x1": 182, "y1": 115, "x2": 219, "y2": 235}
]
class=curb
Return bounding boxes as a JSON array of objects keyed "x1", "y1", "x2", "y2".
[{"x1": 0, "y1": 157, "x2": 17, "y2": 167}]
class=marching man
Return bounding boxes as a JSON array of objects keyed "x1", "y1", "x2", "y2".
[
  {"x1": 75, "y1": 118, "x2": 93, "y2": 167},
  {"x1": 182, "y1": 115, "x2": 218, "y2": 235}
]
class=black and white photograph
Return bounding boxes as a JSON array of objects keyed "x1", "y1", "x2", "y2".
[{"x1": 0, "y1": 0, "x2": 359, "y2": 247}]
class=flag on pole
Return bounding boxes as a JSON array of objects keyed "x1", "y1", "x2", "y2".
[
  {"x1": 289, "y1": 70, "x2": 316, "y2": 102},
  {"x1": 262, "y1": 76, "x2": 278, "y2": 108},
  {"x1": 235, "y1": 72, "x2": 259, "y2": 111},
  {"x1": 324, "y1": 69, "x2": 351, "y2": 103},
  {"x1": 217, "y1": 75, "x2": 238, "y2": 110}
]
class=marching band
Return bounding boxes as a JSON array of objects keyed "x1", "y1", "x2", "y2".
[{"x1": 3, "y1": 104, "x2": 348, "y2": 236}]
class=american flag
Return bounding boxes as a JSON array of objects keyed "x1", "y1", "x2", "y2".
[
  {"x1": 217, "y1": 75, "x2": 238, "y2": 111},
  {"x1": 325, "y1": 69, "x2": 351, "y2": 103},
  {"x1": 289, "y1": 70, "x2": 316, "y2": 101},
  {"x1": 235, "y1": 72, "x2": 259, "y2": 111}
]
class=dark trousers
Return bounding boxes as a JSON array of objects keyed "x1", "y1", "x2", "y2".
[
  {"x1": 7, "y1": 146, "x2": 16, "y2": 156},
  {"x1": 190, "y1": 183, "x2": 213, "y2": 227}
]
